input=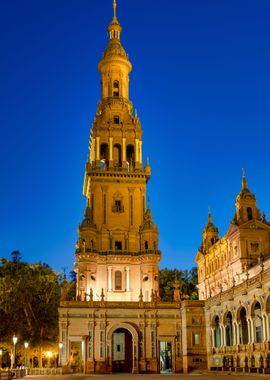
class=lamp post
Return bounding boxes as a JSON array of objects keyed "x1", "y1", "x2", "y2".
[
  {"x1": 58, "y1": 343, "x2": 63, "y2": 367},
  {"x1": 0, "y1": 349, "x2": 3, "y2": 370},
  {"x1": 24, "y1": 342, "x2": 29, "y2": 368},
  {"x1": 12, "y1": 336, "x2": 18, "y2": 368}
]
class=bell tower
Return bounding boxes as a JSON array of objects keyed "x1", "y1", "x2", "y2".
[
  {"x1": 75, "y1": 1, "x2": 161, "y2": 302},
  {"x1": 234, "y1": 169, "x2": 260, "y2": 225}
]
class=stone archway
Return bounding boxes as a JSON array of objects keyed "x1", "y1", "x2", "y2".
[{"x1": 107, "y1": 323, "x2": 139, "y2": 374}]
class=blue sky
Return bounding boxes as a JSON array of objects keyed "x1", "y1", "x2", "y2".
[{"x1": 1, "y1": 0, "x2": 270, "y2": 275}]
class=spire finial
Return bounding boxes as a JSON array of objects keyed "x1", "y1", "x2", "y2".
[
  {"x1": 208, "y1": 206, "x2": 212, "y2": 224},
  {"x1": 113, "y1": 0, "x2": 117, "y2": 20},
  {"x1": 242, "y1": 167, "x2": 247, "y2": 189}
]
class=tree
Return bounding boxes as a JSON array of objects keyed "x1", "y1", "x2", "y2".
[
  {"x1": 159, "y1": 267, "x2": 198, "y2": 301},
  {"x1": 0, "y1": 252, "x2": 61, "y2": 366}
]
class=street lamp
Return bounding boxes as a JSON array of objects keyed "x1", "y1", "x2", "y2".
[
  {"x1": 12, "y1": 336, "x2": 18, "y2": 368},
  {"x1": 58, "y1": 343, "x2": 63, "y2": 367},
  {"x1": 24, "y1": 342, "x2": 29, "y2": 368},
  {"x1": 0, "y1": 349, "x2": 3, "y2": 370}
]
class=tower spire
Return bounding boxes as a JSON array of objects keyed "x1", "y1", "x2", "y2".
[
  {"x1": 208, "y1": 206, "x2": 212, "y2": 224},
  {"x1": 107, "y1": 0, "x2": 122, "y2": 40},
  {"x1": 113, "y1": 0, "x2": 117, "y2": 20},
  {"x1": 242, "y1": 167, "x2": 247, "y2": 189}
]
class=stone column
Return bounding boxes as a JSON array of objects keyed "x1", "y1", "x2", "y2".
[
  {"x1": 220, "y1": 325, "x2": 225, "y2": 346},
  {"x1": 108, "y1": 266, "x2": 112, "y2": 292},
  {"x1": 96, "y1": 136, "x2": 100, "y2": 160},
  {"x1": 125, "y1": 266, "x2": 130, "y2": 291},
  {"x1": 122, "y1": 137, "x2": 126, "y2": 163},
  {"x1": 262, "y1": 314, "x2": 267, "y2": 342},
  {"x1": 265, "y1": 314, "x2": 270, "y2": 341},
  {"x1": 109, "y1": 137, "x2": 113, "y2": 161},
  {"x1": 236, "y1": 322, "x2": 240, "y2": 345},
  {"x1": 233, "y1": 323, "x2": 236, "y2": 345},
  {"x1": 139, "y1": 141, "x2": 142, "y2": 163},
  {"x1": 135, "y1": 139, "x2": 139, "y2": 163},
  {"x1": 210, "y1": 328, "x2": 215, "y2": 348},
  {"x1": 90, "y1": 138, "x2": 95, "y2": 163},
  {"x1": 248, "y1": 318, "x2": 254, "y2": 343}
]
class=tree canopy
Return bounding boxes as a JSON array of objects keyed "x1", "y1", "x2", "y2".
[
  {"x1": 0, "y1": 251, "x2": 61, "y2": 350},
  {"x1": 159, "y1": 267, "x2": 198, "y2": 301}
]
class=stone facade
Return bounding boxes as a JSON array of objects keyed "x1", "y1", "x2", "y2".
[
  {"x1": 59, "y1": 1, "x2": 270, "y2": 374},
  {"x1": 58, "y1": 1, "x2": 206, "y2": 374},
  {"x1": 196, "y1": 172, "x2": 270, "y2": 373}
]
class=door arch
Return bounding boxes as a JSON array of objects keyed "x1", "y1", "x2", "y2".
[{"x1": 107, "y1": 323, "x2": 139, "y2": 374}]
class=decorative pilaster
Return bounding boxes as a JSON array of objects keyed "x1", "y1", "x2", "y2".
[
  {"x1": 108, "y1": 266, "x2": 112, "y2": 291},
  {"x1": 125, "y1": 266, "x2": 130, "y2": 291}
]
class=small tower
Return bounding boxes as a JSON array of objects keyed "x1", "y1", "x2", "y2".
[
  {"x1": 234, "y1": 169, "x2": 260, "y2": 224},
  {"x1": 202, "y1": 208, "x2": 219, "y2": 251}
]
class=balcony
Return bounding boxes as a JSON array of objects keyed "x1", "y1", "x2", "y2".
[{"x1": 76, "y1": 248, "x2": 161, "y2": 257}]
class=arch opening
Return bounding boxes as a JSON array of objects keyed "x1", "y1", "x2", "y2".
[
  {"x1": 247, "y1": 207, "x2": 253, "y2": 220},
  {"x1": 126, "y1": 144, "x2": 134, "y2": 169},
  {"x1": 239, "y1": 307, "x2": 248, "y2": 344},
  {"x1": 113, "y1": 81, "x2": 119, "y2": 97},
  {"x1": 253, "y1": 301, "x2": 263, "y2": 343},
  {"x1": 225, "y1": 312, "x2": 233, "y2": 346},
  {"x1": 213, "y1": 315, "x2": 221, "y2": 348},
  {"x1": 112, "y1": 328, "x2": 133, "y2": 373},
  {"x1": 113, "y1": 144, "x2": 122, "y2": 167},
  {"x1": 100, "y1": 143, "x2": 109, "y2": 168}
]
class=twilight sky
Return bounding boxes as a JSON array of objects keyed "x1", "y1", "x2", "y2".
[{"x1": 1, "y1": 0, "x2": 270, "y2": 275}]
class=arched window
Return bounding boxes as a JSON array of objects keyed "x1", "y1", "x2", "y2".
[
  {"x1": 247, "y1": 207, "x2": 253, "y2": 220},
  {"x1": 113, "y1": 115, "x2": 120, "y2": 124},
  {"x1": 126, "y1": 145, "x2": 134, "y2": 168},
  {"x1": 225, "y1": 312, "x2": 233, "y2": 346},
  {"x1": 239, "y1": 307, "x2": 248, "y2": 344},
  {"x1": 113, "y1": 81, "x2": 119, "y2": 97},
  {"x1": 144, "y1": 241, "x2": 148, "y2": 250},
  {"x1": 113, "y1": 144, "x2": 122, "y2": 167},
  {"x1": 254, "y1": 302, "x2": 263, "y2": 343},
  {"x1": 100, "y1": 143, "x2": 109, "y2": 167},
  {"x1": 213, "y1": 316, "x2": 221, "y2": 348},
  {"x1": 115, "y1": 270, "x2": 122, "y2": 290}
]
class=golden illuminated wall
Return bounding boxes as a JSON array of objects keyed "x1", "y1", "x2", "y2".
[
  {"x1": 196, "y1": 175, "x2": 270, "y2": 301},
  {"x1": 74, "y1": 2, "x2": 160, "y2": 302}
]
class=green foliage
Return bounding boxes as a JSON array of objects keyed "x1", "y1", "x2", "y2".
[
  {"x1": 0, "y1": 252, "x2": 61, "y2": 347},
  {"x1": 159, "y1": 267, "x2": 198, "y2": 301}
]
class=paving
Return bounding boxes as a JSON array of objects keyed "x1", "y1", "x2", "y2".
[{"x1": 23, "y1": 372, "x2": 270, "y2": 380}]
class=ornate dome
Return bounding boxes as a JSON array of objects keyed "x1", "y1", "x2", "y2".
[
  {"x1": 203, "y1": 221, "x2": 218, "y2": 234},
  {"x1": 141, "y1": 206, "x2": 157, "y2": 230},
  {"x1": 102, "y1": 39, "x2": 128, "y2": 59},
  {"x1": 80, "y1": 206, "x2": 96, "y2": 228},
  {"x1": 203, "y1": 209, "x2": 219, "y2": 235},
  {"x1": 236, "y1": 187, "x2": 256, "y2": 201}
]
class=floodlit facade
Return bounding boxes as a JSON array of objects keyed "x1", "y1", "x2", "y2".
[
  {"x1": 59, "y1": 1, "x2": 270, "y2": 375},
  {"x1": 196, "y1": 173, "x2": 270, "y2": 373},
  {"x1": 59, "y1": 1, "x2": 206, "y2": 374}
]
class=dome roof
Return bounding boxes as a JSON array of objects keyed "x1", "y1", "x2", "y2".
[
  {"x1": 203, "y1": 210, "x2": 218, "y2": 234},
  {"x1": 203, "y1": 222, "x2": 218, "y2": 234},
  {"x1": 102, "y1": 39, "x2": 128, "y2": 60},
  {"x1": 141, "y1": 206, "x2": 157, "y2": 230},
  {"x1": 236, "y1": 187, "x2": 256, "y2": 201},
  {"x1": 80, "y1": 207, "x2": 96, "y2": 228}
]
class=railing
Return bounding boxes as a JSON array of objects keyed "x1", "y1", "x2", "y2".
[
  {"x1": 0, "y1": 369, "x2": 27, "y2": 379},
  {"x1": 76, "y1": 248, "x2": 161, "y2": 256},
  {"x1": 112, "y1": 205, "x2": 124, "y2": 213},
  {"x1": 0, "y1": 371, "x2": 12, "y2": 380},
  {"x1": 28, "y1": 368, "x2": 62, "y2": 375}
]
